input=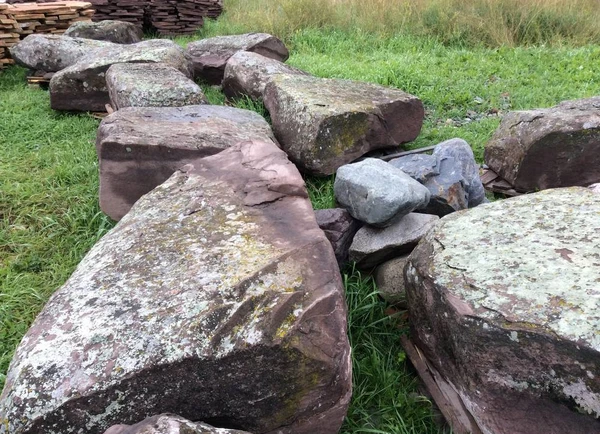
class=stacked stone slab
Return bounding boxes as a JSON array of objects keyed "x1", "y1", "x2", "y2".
[{"x1": 0, "y1": 3, "x2": 18, "y2": 69}]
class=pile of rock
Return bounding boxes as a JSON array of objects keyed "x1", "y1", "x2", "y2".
[{"x1": 0, "y1": 3, "x2": 18, "y2": 69}]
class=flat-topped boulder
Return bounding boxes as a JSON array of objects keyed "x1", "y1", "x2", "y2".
[
  {"x1": 106, "y1": 63, "x2": 207, "y2": 110},
  {"x1": 50, "y1": 39, "x2": 191, "y2": 112},
  {"x1": 186, "y1": 33, "x2": 289, "y2": 84},
  {"x1": 223, "y1": 51, "x2": 309, "y2": 101},
  {"x1": 0, "y1": 140, "x2": 352, "y2": 434},
  {"x1": 104, "y1": 414, "x2": 252, "y2": 434},
  {"x1": 9, "y1": 34, "x2": 115, "y2": 72},
  {"x1": 96, "y1": 105, "x2": 277, "y2": 221},
  {"x1": 264, "y1": 74, "x2": 424, "y2": 176},
  {"x1": 484, "y1": 97, "x2": 600, "y2": 192},
  {"x1": 405, "y1": 188, "x2": 600, "y2": 433},
  {"x1": 65, "y1": 20, "x2": 143, "y2": 44}
]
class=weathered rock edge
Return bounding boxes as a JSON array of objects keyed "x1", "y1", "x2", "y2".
[
  {"x1": 0, "y1": 141, "x2": 352, "y2": 434},
  {"x1": 405, "y1": 188, "x2": 600, "y2": 434}
]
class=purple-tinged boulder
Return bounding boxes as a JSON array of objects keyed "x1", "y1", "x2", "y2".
[
  {"x1": 484, "y1": 97, "x2": 600, "y2": 192},
  {"x1": 405, "y1": 187, "x2": 600, "y2": 434},
  {"x1": 96, "y1": 105, "x2": 277, "y2": 221},
  {"x1": 264, "y1": 74, "x2": 424, "y2": 176},
  {"x1": 314, "y1": 208, "x2": 362, "y2": 265},
  {"x1": 186, "y1": 33, "x2": 289, "y2": 84},
  {"x1": 64, "y1": 20, "x2": 143, "y2": 44},
  {"x1": 0, "y1": 140, "x2": 352, "y2": 434},
  {"x1": 103, "y1": 414, "x2": 252, "y2": 434},
  {"x1": 374, "y1": 255, "x2": 410, "y2": 306}
]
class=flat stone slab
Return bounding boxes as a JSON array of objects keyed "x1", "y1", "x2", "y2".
[
  {"x1": 485, "y1": 97, "x2": 600, "y2": 192},
  {"x1": 65, "y1": 20, "x2": 143, "y2": 44},
  {"x1": 314, "y1": 208, "x2": 361, "y2": 265},
  {"x1": 106, "y1": 63, "x2": 207, "y2": 110},
  {"x1": 264, "y1": 74, "x2": 424, "y2": 176},
  {"x1": 0, "y1": 140, "x2": 351, "y2": 434},
  {"x1": 186, "y1": 33, "x2": 289, "y2": 84},
  {"x1": 104, "y1": 414, "x2": 252, "y2": 434},
  {"x1": 96, "y1": 105, "x2": 277, "y2": 221},
  {"x1": 405, "y1": 187, "x2": 600, "y2": 433},
  {"x1": 50, "y1": 39, "x2": 191, "y2": 112}
]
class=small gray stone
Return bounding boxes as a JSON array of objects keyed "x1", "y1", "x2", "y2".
[
  {"x1": 374, "y1": 255, "x2": 410, "y2": 306},
  {"x1": 349, "y1": 212, "x2": 439, "y2": 269},
  {"x1": 388, "y1": 154, "x2": 439, "y2": 183},
  {"x1": 103, "y1": 414, "x2": 252, "y2": 434},
  {"x1": 315, "y1": 208, "x2": 362, "y2": 265},
  {"x1": 106, "y1": 63, "x2": 207, "y2": 110},
  {"x1": 64, "y1": 20, "x2": 143, "y2": 44},
  {"x1": 334, "y1": 159, "x2": 431, "y2": 227}
]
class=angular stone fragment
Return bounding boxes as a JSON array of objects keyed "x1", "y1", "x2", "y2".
[
  {"x1": 405, "y1": 188, "x2": 600, "y2": 434},
  {"x1": 388, "y1": 153, "x2": 438, "y2": 183},
  {"x1": 349, "y1": 212, "x2": 439, "y2": 269},
  {"x1": 65, "y1": 20, "x2": 143, "y2": 44},
  {"x1": 96, "y1": 105, "x2": 277, "y2": 221},
  {"x1": 50, "y1": 39, "x2": 191, "y2": 112},
  {"x1": 186, "y1": 33, "x2": 289, "y2": 84},
  {"x1": 314, "y1": 208, "x2": 362, "y2": 265},
  {"x1": 484, "y1": 97, "x2": 600, "y2": 192},
  {"x1": 223, "y1": 51, "x2": 309, "y2": 101},
  {"x1": 0, "y1": 140, "x2": 352, "y2": 434},
  {"x1": 374, "y1": 255, "x2": 409, "y2": 306},
  {"x1": 103, "y1": 414, "x2": 252, "y2": 434},
  {"x1": 9, "y1": 34, "x2": 114, "y2": 72},
  {"x1": 334, "y1": 159, "x2": 431, "y2": 227},
  {"x1": 106, "y1": 63, "x2": 207, "y2": 110},
  {"x1": 264, "y1": 74, "x2": 424, "y2": 176}
]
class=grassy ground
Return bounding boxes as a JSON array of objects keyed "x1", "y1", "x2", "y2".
[{"x1": 2, "y1": 6, "x2": 600, "y2": 433}]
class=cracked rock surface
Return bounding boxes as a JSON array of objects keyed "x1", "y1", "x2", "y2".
[
  {"x1": 103, "y1": 414, "x2": 252, "y2": 434},
  {"x1": 405, "y1": 187, "x2": 600, "y2": 434},
  {"x1": 0, "y1": 140, "x2": 352, "y2": 434}
]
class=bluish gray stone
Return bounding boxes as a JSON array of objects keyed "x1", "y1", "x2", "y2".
[
  {"x1": 388, "y1": 154, "x2": 438, "y2": 183},
  {"x1": 334, "y1": 158, "x2": 431, "y2": 227}
]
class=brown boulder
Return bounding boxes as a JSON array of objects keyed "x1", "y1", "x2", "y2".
[{"x1": 103, "y1": 414, "x2": 252, "y2": 434}]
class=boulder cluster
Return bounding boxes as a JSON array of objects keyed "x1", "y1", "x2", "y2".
[{"x1": 2, "y1": 19, "x2": 600, "y2": 434}]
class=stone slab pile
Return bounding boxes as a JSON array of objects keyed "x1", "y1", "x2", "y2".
[
  {"x1": 64, "y1": 19, "x2": 142, "y2": 43},
  {"x1": 0, "y1": 140, "x2": 352, "y2": 434},
  {"x1": 485, "y1": 97, "x2": 600, "y2": 192},
  {"x1": 405, "y1": 187, "x2": 600, "y2": 433}
]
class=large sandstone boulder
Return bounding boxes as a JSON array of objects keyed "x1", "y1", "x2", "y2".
[
  {"x1": 50, "y1": 39, "x2": 191, "y2": 112},
  {"x1": 405, "y1": 188, "x2": 600, "y2": 433},
  {"x1": 0, "y1": 140, "x2": 352, "y2": 434},
  {"x1": 484, "y1": 97, "x2": 600, "y2": 192},
  {"x1": 96, "y1": 105, "x2": 277, "y2": 221},
  {"x1": 106, "y1": 63, "x2": 207, "y2": 110},
  {"x1": 65, "y1": 20, "x2": 143, "y2": 44},
  {"x1": 9, "y1": 34, "x2": 114, "y2": 72},
  {"x1": 104, "y1": 414, "x2": 252, "y2": 434},
  {"x1": 186, "y1": 33, "x2": 289, "y2": 84},
  {"x1": 264, "y1": 74, "x2": 424, "y2": 176},
  {"x1": 223, "y1": 51, "x2": 309, "y2": 101}
]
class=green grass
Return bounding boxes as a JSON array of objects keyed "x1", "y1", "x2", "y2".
[{"x1": 2, "y1": 19, "x2": 600, "y2": 433}]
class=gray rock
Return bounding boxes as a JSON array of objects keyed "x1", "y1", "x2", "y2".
[
  {"x1": 223, "y1": 51, "x2": 309, "y2": 101},
  {"x1": 9, "y1": 34, "x2": 114, "y2": 72},
  {"x1": 405, "y1": 187, "x2": 600, "y2": 434},
  {"x1": 186, "y1": 33, "x2": 289, "y2": 84},
  {"x1": 50, "y1": 39, "x2": 191, "y2": 112},
  {"x1": 589, "y1": 183, "x2": 600, "y2": 194},
  {"x1": 106, "y1": 63, "x2": 207, "y2": 110},
  {"x1": 388, "y1": 154, "x2": 438, "y2": 183},
  {"x1": 349, "y1": 212, "x2": 439, "y2": 269},
  {"x1": 420, "y1": 155, "x2": 469, "y2": 216},
  {"x1": 64, "y1": 20, "x2": 143, "y2": 44},
  {"x1": 264, "y1": 74, "x2": 424, "y2": 176},
  {"x1": 0, "y1": 140, "x2": 352, "y2": 434},
  {"x1": 314, "y1": 208, "x2": 362, "y2": 265},
  {"x1": 485, "y1": 97, "x2": 600, "y2": 192},
  {"x1": 96, "y1": 105, "x2": 277, "y2": 221},
  {"x1": 334, "y1": 158, "x2": 431, "y2": 227},
  {"x1": 103, "y1": 414, "x2": 252, "y2": 434},
  {"x1": 374, "y1": 255, "x2": 410, "y2": 306}
]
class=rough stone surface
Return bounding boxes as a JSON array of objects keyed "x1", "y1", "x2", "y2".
[
  {"x1": 484, "y1": 97, "x2": 600, "y2": 192},
  {"x1": 50, "y1": 39, "x2": 191, "y2": 112},
  {"x1": 223, "y1": 51, "x2": 309, "y2": 101},
  {"x1": 405, "y1": 187, "x2": 600, "y2": 434},
  {"x1": 334, "y1": 158, "x2": 431, "y2": 227},
  {"x1": 103, "y1": 414, "x2": 252, "y2": 434},
  {"x1": 9, "y1": 34, "x2": 114, "y2": 72},
  {"x1": 374, "y1": 255, "x2": 409, "y2": 305},
  {"x1": 106, "y1": 63, "x2": 207, "y2": 110},
  {"x1": 186, "y1": 33, "x2": 289, "y2": 84},
  {"x1": 314, "y1": 208, "x2": 362, "y2": 265},
  {"x1": 589, "y1": 183, "x2": 600, "y2": 194},
  {"x1": 349, "y1": 212, "x2": 439, "y2": 269},
  {"x1": 264, "y1": 74, "x2": 425, "y2": 176},
  {"x1": 96, "y1": 105, "x2": 277, "y2": 221},
  {"x1": 0, "y1": 140, "x2": 352, "y2": 434},
  {"x1": 388, "y1": 154, "x2": 438, "y2": 183},
  {"x1": 64, "y1": 20, "x2": 143, "y2": 44}
]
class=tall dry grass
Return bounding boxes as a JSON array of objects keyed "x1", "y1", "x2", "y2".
[{"x1": 215, "y1": 0, "x2": 600, "y2": 46}]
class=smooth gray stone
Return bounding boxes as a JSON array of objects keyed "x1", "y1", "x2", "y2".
[
  {"x1": 388, "y1": 154, "x2": 439, "y2": 183},
  {"x1": 374, "y1": 255, "x2": 410, "y2": 305}
]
